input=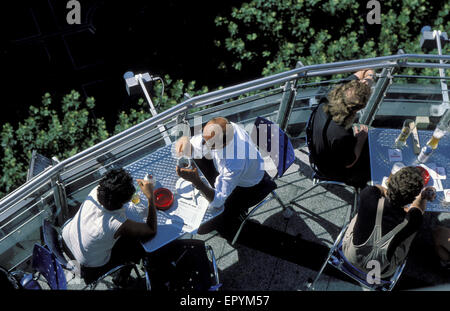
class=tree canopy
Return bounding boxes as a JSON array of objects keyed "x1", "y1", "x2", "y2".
[{"x1": 214, "y1": 0, "x2": 449, "y2": 76}]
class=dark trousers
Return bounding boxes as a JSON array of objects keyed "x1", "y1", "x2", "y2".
[
  {"x1": 75, "y1": 236, "x2": 145, "y2": 284},
  {"x1": 194, "y1": 158, "x2": 277, "y2": 239}
]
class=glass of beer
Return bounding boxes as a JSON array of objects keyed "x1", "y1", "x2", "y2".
[
  {"x1": 427, "y1": 128, "x2": 445, "y2": 149},
  {"x1": 131, "y1": 189, "x2": 141, "y2": 205}
]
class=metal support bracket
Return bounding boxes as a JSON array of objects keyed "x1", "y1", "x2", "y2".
[
  {"x1": 276, "y1": 61, "x2": 303, "y2": 132},
  {"x1": 359, "y1": 50, "x2": 411, "y2": 126},
  {"x1": 135, "y1": 74, "x2": 172, "y2": 146},
  {"x1": 431, "y1": 30, "x2": 450, "y2": 117},
  {"x1": 359, "y1": 66, "x2": 396, "y2": 126},
  {"x1": 50, "y1": 157, "x2": 68, "y2": 226}
]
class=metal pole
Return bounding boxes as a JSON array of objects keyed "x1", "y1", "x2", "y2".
[
  {"x1": 359, "y1": 67, "x2": 396, "y2": 126},
  {"x1": 136, "y1": 74, "x2": 172, "y2": 145},
  {"x1": 432, "y1": 30, "x2": 450, "y2": 116},
  {"x1": 276, "y1": 62, "x2": 303, "y2": 131}
]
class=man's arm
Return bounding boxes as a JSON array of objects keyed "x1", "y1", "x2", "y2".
[
  {"x1": 405, "y1": 186, "x2": 436, "y2": 214},
  {"x1": 176, "y1": 166, "x2": 215, "y2": 202},
  {"x1": 114, "y1": 179, "x2": 157, "y2": 239},
  {"x1": 176, "y1": 164, "x2": 243, "y2": 208},
  {"x1": 406, "y1": 186, "x2": 436, "y2": 214}
]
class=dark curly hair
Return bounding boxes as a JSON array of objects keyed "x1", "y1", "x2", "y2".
[
  {"x1": 97, "y1": 168, "x2": 135, "y2": 211},
  {"x1": 323, "y1": 80, "x2": 371, "y2": 129},
  {"x1": 386, "y1": 166, "x2": 424, "y2": 207}
]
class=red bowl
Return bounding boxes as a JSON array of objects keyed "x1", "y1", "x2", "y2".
[
  {"x1": 416, "y1": 166, "x2": 430, "y2": 186},
  {"x1": 153, "y1": 188, "x2": 174, "y2": 211}
]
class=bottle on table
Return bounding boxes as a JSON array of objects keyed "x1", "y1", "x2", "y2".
[
  {"x1": 394, "y1": 119, "x2": 414, "y2": 148},
  {"x1": 430, "y1": 108, "x2": 450, "y2": 148},
  {"x1": 132, "y1": 173, "x2": 155, "y2": 205},
  {"x1": 418, "y1": 109, "x2": 450, "y2": 163},
  {"x1": 418, "y1": 145, "x2": 433, "y2": 163}
]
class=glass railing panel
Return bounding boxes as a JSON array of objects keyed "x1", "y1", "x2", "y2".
[{"x1": 0, "y1": 186, "x2": 54, "y2": 270}]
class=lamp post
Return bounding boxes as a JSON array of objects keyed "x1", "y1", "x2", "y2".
[{"x1": 123, "y1": 71, "x2": 172, "y2": 145}]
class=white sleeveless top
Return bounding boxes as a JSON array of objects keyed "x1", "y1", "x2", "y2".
[{"x1": 62, "y1": 186, "x2": 127, "y2": 268}]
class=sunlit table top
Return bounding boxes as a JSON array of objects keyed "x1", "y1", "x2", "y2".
[
  {"x1": 123, "y1": 143, "x2": 223, "y2": 252},
  {"x1": 368, "y1": 128, "x2": 450, "y2": 213}
]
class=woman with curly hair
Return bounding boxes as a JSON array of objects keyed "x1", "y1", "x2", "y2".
[
  {"x1": 342, "y1": 166, "x2": 436, "y2": 278},
  {"x1": 62, "y1": 168, "x2": 157, "y2": 286},
  {"x1": 308, "y1": 69, "x2": 374, "y2": 188}
]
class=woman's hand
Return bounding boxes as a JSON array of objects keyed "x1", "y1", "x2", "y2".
[{"x1": 137, "y1": 179, "x2": 154, "y2": 200}]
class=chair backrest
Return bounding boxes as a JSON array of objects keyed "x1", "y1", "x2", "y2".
[
  {"x1": 31, "y1": 244, "x2": 67, "y2": 290},
  {"x1": 146, "y1": 239, "x2": 219, "y2": 291},
  {"x1": 252, "y1": 117, "x2": 295, "y2": 178},
  {"x1": 42, "y1": 219, "x2": 72, "y2": 271},
  {"x1": 305, "y1": 105, "x2": 323, "y2": 175},
  {"x1": 333, "y1": 240, "x2": 400, "y2": 291}
]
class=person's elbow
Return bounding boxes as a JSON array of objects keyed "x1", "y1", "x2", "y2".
[
  {"x1": 141, "y1": 226, "x2": 157, "y2": 239},
  {"x1": 345, "y1": 155, "x2": 359, "y2": 169},
  {"x1": 143, "y1": 220, "x2": 158, "y2": 239}
]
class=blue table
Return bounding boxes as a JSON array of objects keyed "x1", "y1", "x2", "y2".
[
  {"x1": 368, "y1": 128, "x2": 450, "y2": 213},
  {"x1": 123, "y1": 144, "x2": 223, "y2": 252}
]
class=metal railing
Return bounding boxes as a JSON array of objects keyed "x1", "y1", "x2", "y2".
[{"x1": 0, "y1": 53, "x2": 449, "y2": 270}]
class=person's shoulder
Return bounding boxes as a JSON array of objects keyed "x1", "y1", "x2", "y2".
[
  {"x1": 361, "y1": 185, "x2": 383, "y2": 199},
  {"x1": 406, "y1": 207, "x2": 424, "y2": 223},
  {"x1": 108, "y1": 210, "x2": 127, "y2": 232}
]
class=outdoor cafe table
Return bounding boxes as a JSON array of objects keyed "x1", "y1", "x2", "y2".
[
  {"x1": 123, "y1": 143, "x2": 223, "y2": 252},
  {"x1": 368, "y1": 128, "x2": 450, "y2": 213}
]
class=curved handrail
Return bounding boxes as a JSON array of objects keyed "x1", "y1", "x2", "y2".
[{"x1": 1, "y1": 53, "x2": 449, "y2": 211}]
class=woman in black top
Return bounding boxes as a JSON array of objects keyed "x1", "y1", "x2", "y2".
[{"x1": 309, "y1": 70, "x2": 374, "y2": 188}]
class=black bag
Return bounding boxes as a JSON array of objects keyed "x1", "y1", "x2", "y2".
[
  {"x1": 0, "y1": 266, "x2": 21, "y2": 290},
  {"x1": 145, "y1": 239, "x2": 218, "y2": 291}
]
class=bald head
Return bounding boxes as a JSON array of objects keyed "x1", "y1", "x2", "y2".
[{"x1": 203, "y1": 117, "x2": 234, "y2": 149}]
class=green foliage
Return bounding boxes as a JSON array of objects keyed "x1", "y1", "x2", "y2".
[
  {"x1": 0, "y1": 91, "x2": 109, "y2": 198},
  {"x1": 215, "y1": 0, "x2": 449, "y2": 77}
]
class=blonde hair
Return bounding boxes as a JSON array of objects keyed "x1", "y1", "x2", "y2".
[{"x1": 323, "y1": 80, "x2": 371, "y2": 129}]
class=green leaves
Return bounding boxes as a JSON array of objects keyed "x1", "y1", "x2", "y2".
[
  {"x1": 215, "y1": 0, "x2": 449, "y2": 76},
  {"x1": 0, "y1": 91, "x2": 110, "y2": 198}
]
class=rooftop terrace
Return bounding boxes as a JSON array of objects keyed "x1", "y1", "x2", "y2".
[{"x1": 1, "y1": 52, "x2": 450, "y2": 291}]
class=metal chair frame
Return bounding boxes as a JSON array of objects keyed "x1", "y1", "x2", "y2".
[
  {"x1": 42, "y1": 219, "x2": 142, "y2": 290},
  {"x1": 143, "y1": 239, "x2": 221, "y2": 291},
  {"x1": 306, "y1": 222, "x2": 408, "y2": 291},
  {"x1": 231, "y1": 117, "x2": 296, "y2": 246},
  {"x1": 18, "y1": 244, "x2": 68, "y2": 290}
]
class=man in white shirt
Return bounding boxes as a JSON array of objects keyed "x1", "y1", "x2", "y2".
[
  {"x1": 175, "y1": 117, "x2": 276, "y2": 239},
  {"x1": 62, "y1": 168, "x2": 157, "y2": 285}
]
